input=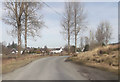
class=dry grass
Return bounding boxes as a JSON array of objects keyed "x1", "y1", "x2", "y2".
[
  {"x1": 2, "y1": 54, "x2": 50, "y2": 74},
  {"x1": 68, "y1": 44, "x2": 120, "y2": 75}
]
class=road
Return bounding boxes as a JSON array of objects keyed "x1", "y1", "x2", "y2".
[{"x1": 2, "y1": 56, "x2": 118, "y2": 80}]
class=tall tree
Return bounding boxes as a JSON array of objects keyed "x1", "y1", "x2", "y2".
[
  {"x1": 95, "y1": 22, "x2": 105, "y2": 45},
  {"x1": 80, "y1": 37, "x2": 84, "y2": 49},
  {"x1": 72, "y1": 2, "x2": 86, "y2": 53},
  {"x1": 23, "y1": 2, "x2": 44, "y2": 49},
  {"x1": 85, "y1": 36, "x2": 89, "y2": 46},
  {"x1": 24, "y1": 2, "x2": 28, "y2": 49},
  {"x1": 11, "y1": 41, "x2": 17, "y2": 49},
  {"x1": 3, "y1": 2, "x2": 44, "y2": 52},
  {"x1": 104, "y1": 21, "x2": 112, "y2": 44},
  {"x1": 3, "y1": 2, "x2": 25, "y2": 56},
  {"x1": 95, "y1": 21, "x2": 112, "y2": 45},
  {"x1": 89, "y1": 30, "x2": 96, "y2": 50},
  {"x1": 61, "y1": 2, "x2": 73, "y2": 55}
]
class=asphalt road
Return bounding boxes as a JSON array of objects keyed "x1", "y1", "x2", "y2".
[{"x1": 2, "y1": 56, "x2": 118, "y2": 80}]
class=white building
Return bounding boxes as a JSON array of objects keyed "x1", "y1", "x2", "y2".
[
  {"x1": 10, "y1": 48, "x2": 23, "y2": 54},
  {"x1": 50, "y1": 47, "x2": 63, "y2": 54},
  {"x1": 11, "y1": 48, "x2": 18, "y2": 54}
]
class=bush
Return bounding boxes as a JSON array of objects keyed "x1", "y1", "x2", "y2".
[{"x1": 84, "y1": 44, "x2": 89, "y2": 51}]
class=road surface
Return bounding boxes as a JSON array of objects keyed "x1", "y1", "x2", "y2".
[{"x1": 2, "y1": 56, "x2": 118, "y2": 80}]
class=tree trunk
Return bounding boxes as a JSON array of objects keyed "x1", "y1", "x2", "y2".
[
  {"x1": 15, "y1": 2, "x2": 21, "y2": 56},
  {"x1": 25, "y1": 3, "x2": 28, "y2": 49},
  {"x1": 74, "y1": 9, "x2": 77, "y2": 53},
  {"x1": 17, "y1": 2, "x2": 24, "y2": 56},
  {"x1": 68, "y1": 26, "x2": 70, "y2": 55},
  {"x1": 68, "y1": 16, "x2": 70, "y2": 55},
  {"x1": 25, "y1": 24, "x2": 27, "y2": 49},
  {"x1": 18, "y1": 24, "x2": 21, "y2": 56}
]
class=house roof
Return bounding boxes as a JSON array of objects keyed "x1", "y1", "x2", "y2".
[{"x1": 10, "y1": 48, "x2": 17, "y2": 52}]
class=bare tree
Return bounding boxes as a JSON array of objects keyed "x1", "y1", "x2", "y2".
[
  {"x1": 72, "y1": 2, "x2": 86, "y2": 53},
  {"x1": 85, "y1": 36, "x2": 89, "y2": 46},
  {"x1": 104, "y1": 21, "x2": 112, "y2": 45},
  {"x1": 23, "y1": 2, "x2": 44, "y2": 49},
  {"x1": 24, "y1": 2, "x2": 28, "y2": 49},
  {"x1": 61, "y1": 2, "x2": 73, "y2": 55},
  {"x1": 89, "y1": 30, "x2": 97, "y2": 50},
  {"x1": 95, "y1": 21, "x2": 112, "y2": 46},
  {"x1": 95, "y1": 22, "x2": 105, "y2": 45},
  {"x1": 3, "y1": 2, "x2": 25, "y2": 56},
  {"x1": 80, "y1": 37, "x2": 84, "y2": 49},
  {"x1": 3, "y1": 2, "x2": 44, "y2": 52}
]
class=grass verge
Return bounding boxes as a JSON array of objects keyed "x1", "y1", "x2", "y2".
[
  {"x1": 66, "y1": 57, "x2": 119, "y2": 75},
  {"x1": 2, "y1": 55, "x2": 50, "y2": 74},
  {"x1": 66, "y1": 44, "x2": 120, "y2": 75}
]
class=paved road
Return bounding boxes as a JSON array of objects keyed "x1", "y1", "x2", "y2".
[
  {"x1": 2, "y1": 56, "x2": 118, "y2": 80},
  {"x1": 2, "y1": 56, "x2": 87, "y2": 80}
]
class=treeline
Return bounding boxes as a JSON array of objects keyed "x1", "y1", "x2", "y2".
[
  {"x1": 80, "y1": 21, "x2": 112, "y2": 51},
  {"x1": 2, "y1": 2, "x2": 44, "y2": 56},
  {"x1": 0, "y1": 42, "x2": 50, "y2": 55},
  {"x1": 61, "y1": 2, "x2": 112, "y2": 54}
]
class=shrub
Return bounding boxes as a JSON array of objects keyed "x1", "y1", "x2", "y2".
[{"x1": 84, "y1": 44, "x2": 89, "y2": 51}]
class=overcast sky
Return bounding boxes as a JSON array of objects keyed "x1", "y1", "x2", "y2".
[{"x1": 0, "y1": 2, "x2": 118, "y2": 48}]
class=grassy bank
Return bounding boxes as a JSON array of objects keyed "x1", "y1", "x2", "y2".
[
  {"x1": 66, "y1": 44, "x2": 120, "y2": 75},
  {"x1": 2, "y1": 54, "x2": 50, "y2": 74}
]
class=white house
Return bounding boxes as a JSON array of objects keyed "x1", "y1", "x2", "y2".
[
  {"x1": 11, "y1": 48, "x2": 18, "y2": 54},
  {"x1": 10, "y1": 48, "x2": 23, "y2": 54},
  {"x1": 50, "y1": 47, "x2": 63, "y2": 54}
]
